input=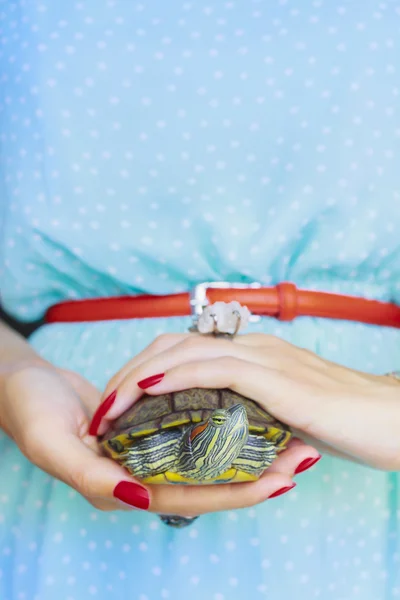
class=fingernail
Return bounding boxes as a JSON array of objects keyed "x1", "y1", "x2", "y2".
[
  {"x1": 137, "y1": 373, "x2": 165, "y2": 389},
  {"x1": 88, "y1": 390, "x2": 117, "y2": 436},
  {"x1": 113, "y1": 481, "x2": 150, "y2": 510},
  {"x1": 268, "y1": 483, "x2": 296, "y2": 499},
  {"x1": 294, "y1": 455, "x2": 322, "y2": 475}
]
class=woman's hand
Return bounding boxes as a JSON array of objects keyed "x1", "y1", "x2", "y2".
[
  {"x1": 0, "y1": 359, "x2": 149, "y2": 512},
  {"x1": 87, "y1": 334, "x2": 324, "y2": 516},
  {"x1": 91, "y1": 332, "x2": 400, "y2": 473},
  {"x1": 0, "y1": 356, "x2": 317, "y2": 518}
]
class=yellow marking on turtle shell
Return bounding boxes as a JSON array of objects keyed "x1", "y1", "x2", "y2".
[
  {"x1": 126, "y1": 417, "x2": 199, "y2": 439},
  {"x1": 127, "y1": 427, "x2": 161, "y2": 438},
  {"x1": 142, "y1": 469, "x2": 259, "y2": 485},
  {"x1": 165, "y1": 472, "x2": 198, "y2": 484},
  {"x1": 189, "y1": 412, "x2": 203, "y2": 423},
  {"x1": 216, "y1": 470, "x2": 259, "y2": 483},
  {"x1": 142, "y1": 473, "x2": 169, "y2": 484},
  {"x1": 142, "y1": 472, "x2": 196, "y2": 484}
]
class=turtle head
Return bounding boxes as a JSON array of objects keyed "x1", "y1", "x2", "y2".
[
  {"x1": 209, "y1": 404, "x2": 246, "y2": 430},
  {"x1": 178, "y1": 403, "x2": 249, "y2": 481}
]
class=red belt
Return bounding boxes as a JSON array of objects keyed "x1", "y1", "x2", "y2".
[{"x1": 44, "y1": 281, "x2": 400, "y2": 328}]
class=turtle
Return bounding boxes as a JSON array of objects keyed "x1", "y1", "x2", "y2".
[
  {"x1": 100, "y1": 300, "x2": 292, "y2": 527},
  {"x1": 100, "y1": 387, "x2": 291, "y2": 528}
]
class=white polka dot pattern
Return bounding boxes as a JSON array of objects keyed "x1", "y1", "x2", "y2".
[
  {"x1": 1, "y1": 1, "x2": 400, "y2": 319},
  {"x1": 1, "y1": 317, "x2": 400, "y2": 600}
]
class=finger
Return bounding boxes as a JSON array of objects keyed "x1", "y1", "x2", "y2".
[
  {"x1": 85, "y1": 438, "x2": 320, "y2": 513},
  {"x1": 101, "y1": 330, "x2": 273, "y2": 403},
  {"x1": 4, "y1": 367, "x2": 151, "y2": 511},
  {"x1": 93, "y1": 337, "x2": 266, "y2": 435},
  {"x1": 128, "y1": 356, "x2": 319, "y2": 432},
  {"x1": 147, "y1": 439, "x2": 320, "y2": 516},
  {"x1": 235, "y1": 334, "x2": 330, "y2": 373},
  {"x1": 45, "y1": 431, "x2": 297, "y2": 516},
  {"x1": 104, "y1": 330, "x2": 288, "y2": 405},
  {"x1": 147, "y1": 471, "x2": 295, "y2": 516},
  {"x1": 90, "y1": 439, "x2": 320, "y2": 513},
  {"x1": 83, "y1": 496, "x2": 138, "y2": 512},
  {"x1": 233, "y1": 333, "x2": 291, "y2": 349},
  {"x1": 93, "y1": 333, "x2": 315, "y2": 435},
  {"x1": 25, "y1": 423, "x2": 152, "y2": 510},
  {"x1": 264, "y1": 438, "x2": 321, "y2": 476},
  {"x1": 98, "y1": 333, "x2": 300, "y2": 424},
  {"x1": 291, "y1": 429, "x2": 370, "y2": 466},
  {"x1": 101, "y1": 333, "x2": 193, "y2": 401}
]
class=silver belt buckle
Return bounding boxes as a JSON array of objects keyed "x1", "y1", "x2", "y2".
[{"x1": 189, "y1": 281, "x2": 262, "y2": 326}]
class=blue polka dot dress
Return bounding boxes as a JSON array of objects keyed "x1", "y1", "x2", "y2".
[{"x1": 1, "y1": 2, "x2": 400, "y2": 599}]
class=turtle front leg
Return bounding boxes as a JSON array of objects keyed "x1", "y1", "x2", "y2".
[
  {"x1": 120, "y1": 429, "x2": 181, "y2": 480},
  {"x1": 232, "y1": 434, "x2": 277, "y2": 478},
  {"x1": 120, "y1": 430, "x2": 199, "y2": 529}
]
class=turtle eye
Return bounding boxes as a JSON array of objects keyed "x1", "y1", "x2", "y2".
[{"x1": 211, "y1": 413, "x2": 227, "y2": 426}]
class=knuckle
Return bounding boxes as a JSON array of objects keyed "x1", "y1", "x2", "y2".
[
  {"x1": 58, "y1": 368, "x2": 84, "y2": 386},
  {"x1": 150, "y1": 333, "x2": 178, "y2": 352},
  {"x1": 104, "y1": 374, "x2": 120, "y2": 395},
  {"x1": 180, "y1": 336, "x2": 204, "y2": 352},
  {"x1": 264, "y1": 334, "x2": 285, "y2": 347},
  {"x1": 301, "y1": 348, "x2": 324, "y2": 366},
  {"x1": 182, "y1": 360, "x2": 206, "y2": 383},
  {"x1": 87, "y1": 498, "x2": 114, "y2": 512}
]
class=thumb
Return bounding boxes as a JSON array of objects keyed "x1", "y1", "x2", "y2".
[{"x1": 3, "y1": 366, "x2": 149, "y2": 510}]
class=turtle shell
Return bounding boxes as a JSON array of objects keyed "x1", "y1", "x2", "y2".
[{"x1": 100, "y1": 388, "x2": 291, "y2": 460}]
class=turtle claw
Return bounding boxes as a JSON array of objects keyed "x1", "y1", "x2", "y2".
[{"x1": 159, "y1": 515, "x2": 199, "y2": 528}]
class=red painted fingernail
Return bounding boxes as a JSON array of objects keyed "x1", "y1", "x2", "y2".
[
  {"x1": 137, "y1": 373, "x2": 165, "y2": 389},
  {"x1": 113, "y1": 481, "x2": 150, "y2": 510},
  {"x1": 88, "y1": 390, "x2": 117, "y2": 436},
  {"x1": 294, "y1": 455, "x2": 322, "y2": 475},
  {"x1": 268, "y1": 483, "x2": 296, "y2": 499}
]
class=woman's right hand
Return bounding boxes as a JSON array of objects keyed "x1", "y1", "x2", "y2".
[
  {"x1": 0, "y1": 358, "x2": 149, "y2": 511},
  {"x1": 0, "y1": 356, "x2": 319, "y2": 517}
]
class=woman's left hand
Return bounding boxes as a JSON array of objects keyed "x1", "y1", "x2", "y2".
[{"x1": 91, "y1": 332, "x2": 400, "y2": 473}]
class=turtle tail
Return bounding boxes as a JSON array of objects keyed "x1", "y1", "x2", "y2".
[{"x1": 159, "y1": 515, "x2": 199, "y2": 528}]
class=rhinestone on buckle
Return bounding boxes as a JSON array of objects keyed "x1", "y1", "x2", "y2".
[{"x1": 189, "y1": 281, "x2": 261, "y2": 333}]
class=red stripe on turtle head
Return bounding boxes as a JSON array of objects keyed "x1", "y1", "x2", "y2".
[{"x1": 189, "y1": 422, "x2": 209, "y2": 443}]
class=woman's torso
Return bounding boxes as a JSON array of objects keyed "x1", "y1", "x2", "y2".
[{"x1": 1, "y1": 1, "x2": 400, "y2": 318}]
